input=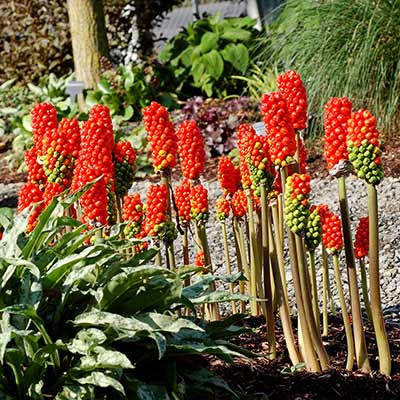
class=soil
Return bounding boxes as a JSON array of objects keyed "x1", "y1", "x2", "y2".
[{"x1": 211, "y1": 315, "x2": 400, "y2": 400}]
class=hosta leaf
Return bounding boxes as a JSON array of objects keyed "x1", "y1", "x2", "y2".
[
  {"x1": 200, "y1": 32, "x2": 219, "y2": 53},
  {"x1": 220, "y1": 27, "x2": 252, "y2": 42},
  {"x1": 182, "y1": 275, "x2": 214, "y2": 299},
  {"x1": 97, "y1": 78, "x2": 112, "y2": 94},
  {"x1": 79, "y1": 348, "x2": 133, "y2": 370},
  {"x1": 190, "y1": 290, "x2": 249, "y2": 304},
  {"x1": 201, "y1": 50, "x2": 224, "y2": 80},
  {"x1": 221, "y1": 43, "x2": 249, "y2": 73},
  {"x1": 75, "y1": 371, "x2": 125, "y2": 395}
]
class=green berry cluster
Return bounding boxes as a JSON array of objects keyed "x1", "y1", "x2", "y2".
[
  {"x1": 305, "y1": 208, "x2": 322, "y2": 251},
  {"x1": 115, "y1": 158, "x2": 135, "y2": 196},
  {"x1": 124, "y1": 222, "x2": 141, "y2": 238},
  {"x1": 155, "y1": 221, "x2": 177, "y2": 243},
  {"x1": 247, "y1": 156, "x2": 273, "y2": 197}
]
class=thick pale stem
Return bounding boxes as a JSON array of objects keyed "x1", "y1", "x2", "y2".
[
  {"x1": 308, "y1": 250, "x2": 320, "y2": 328},
  {"x1": 295, "y1": 234, "x2": 330, "y2": 370},
  {"x1": 221, "y1": 221, "x2": 237, "y2": 314},
  {"x1": 338, "y1": 176, "x2": 370, "y2": 372},
  {"x1": 368, "y1": 184, "x2": 391, "y2": 376},
  {"x1": 233, "y1": 218, "x2": 246, "y2": 313},
  {"x1": 322, "y1": 246, "x2": 329, "y2": 337},
  {"x1": 182, "y1": 225, "x2": 190, "y2": 287},
  {"x1": 359, "y1": 258, "x2": 372, "y2": 324},
  {"x1": 261, "y1": 184, "x2": 276, "y2": 359},
  {"x1": 333, "y1": 254, "x2": 355, "y2": 371}
]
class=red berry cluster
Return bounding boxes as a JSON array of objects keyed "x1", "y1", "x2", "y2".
[
  {"x1": 277, "y1": 70, "x2": 308, "y2": 131},
  {"x1": 260, "y1": 92, "x2": 296, "y2": 166},
  {"x1": 231, "y1": 189, "x2": 248, "y2": 218},
  {"x1": 31, "y1": 103, "x2": 58, "y2": 156},
  {"x1": 43, "y1": 182, "x2": 64, "y2": 205},
  {"x1": 113, "y1": 141, "x2": 136, "y2": 196},
  {"x1": 176, "y1": 120, "x2": 206, "y2": 180},
  {"x1": 317, "y1": 205, "x2": 343, "y2": 253},
  {"x1": 122, "y1": 193, "x2": 144, "y2": 238},
  {"x1": 323, "y1": 97, "x2": 352, "y2": 171},
  {"x1": 18, "y1": 182, "x2": 45, "y2": 232},
  {"x1": 42, "y1": 118, "x2": 80, "y2": 188},
  {"x1": 216, "y1": 197, "x2": 230, "y2": 221},
  {"x1": 142, "y1": 101, "x2": 178, "y2": 171},
  {"x1": 354, "y1": 216, "x2": 369, "y2": 259},
  {"x1": 217, "y1": 155, "x2": 240, "y2": 196},
  {"x1": 71, "y1": 105, "x2": 115, "y2": 226},
  {"x1": 347, "y1": 109, "x2": 383, "y2": 185},
  {"x1": 190, "y1": 183, "x2": 209, "y2": 223},
  {"x1": 298, "y1": 136, "x2": 308, "y2": 174},
  {"x1": 175, "y1": 178, "x2": 191, "y2": 225},
  {"x1": 236, "y1": 124, "x2": 254, "y2": 189},
  {"x1": 24, "y1": 146, "x2": 46, "y2": 185},
  {"x1": 195, "y1": 251, "x2": 206, "y2": 269}
]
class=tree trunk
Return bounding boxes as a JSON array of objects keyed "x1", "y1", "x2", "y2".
[{"x1": 67, "y1": 0, "x2": 109, "y2": 89}]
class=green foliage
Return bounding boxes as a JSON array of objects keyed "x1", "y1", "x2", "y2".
[
  {"x1": 256, "y1": 0, "x2": 400, "y2": 137},
  {"x1": 160, "y1": 14, "x2": 259, "y2": 97},
  {"x1": 0, "y1": 190, "x2": 251, "y2": 399}
]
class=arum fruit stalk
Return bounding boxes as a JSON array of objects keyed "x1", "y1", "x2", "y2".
[
  {"x1": 261, "y1": 183, "x2": 276, "y2": 359},
  {"x1": 338, "y1": 176, "x2": 370, "y2": 372},
  {"x1": 221, "y1": 220, "x2": 238, "y2": 314},
  {"x1": 359, "y1": 258, "x2": 372, "y2": 324},
  {"x1": 322, "y1": 246, "x2": 330, "y2": 337},
  {"x1": 308, "y1": 250, "x2": 319, "y2": 328},
  {"x1": 333, "y1": 254, "x2": 355, "y2": 371},
  {"x1": 233, "y1": 218, "x2": 246, "y2": 313},
  {"x1": 368, "y1": 184, "x2": 391, "y2": 376}
]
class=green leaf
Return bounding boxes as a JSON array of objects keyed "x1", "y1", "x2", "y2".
[
  {"x1": 221, "y1": 28, "x2": 252, "y2": 42},
  {"x1": 66, "y1": 328, "x2": 107, "y2": 355},
  {"x1": 125, "y1": 376, "x2": 169, "y2": 400},
  {"x1": 191, "y1": 290, "x2": 250, "y2": 304},
  {"x1": 178, "y1": 47, "x2": 194, "y2": 68},
  {"x1": 0, "y1": 332, "x2": 11, "y2": 364},
  {"x1": 97, "y1": 78, "x2": 112, "y2": 94},
  {"x1": 201, "y1": 50, "x2": 224, "y2": 80},
  {"x1": 55, "y1": 385, "x2": 92, "y2": 400},
  {"x1": 221, "y1": 43, "x2": 249, "y2": 73},
  {"x1": 75, "y1": 371, "x2": 125, "y2": 395},
  {"x1": 27, "y1": 83, "x2": 43, "y2": 96},
  {"x1": 22, "y1": 114, "x2": 32, "y2": 132},
  {"x1": 78, "y1": 347, "x2": 133, "y2": 370},
  {"x1": 190, "y1": 62, "x2": 206, "y2": 85},
  {"x1": 122, "y1": 106, "x2": 134, "y2": 121},
  {"x1": 200, "y1": 32, "x2": 219, "y2": 53},
  {"x1": 136, "y1": 313, "x2": 203, "y2": 334}
]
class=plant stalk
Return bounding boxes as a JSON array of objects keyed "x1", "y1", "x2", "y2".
[
  {"x1": 322, "y1": 245, "x2": 330, "y2": 337},
  {"x1": 233, "y1": 217, "x2": 247, "y2": 312},
  {"x1": 308, "y1": 250, "x2": 320, "y2": 328},
  {"x1": 359, "y1": 257, "x2": 372, "y2": 324}
]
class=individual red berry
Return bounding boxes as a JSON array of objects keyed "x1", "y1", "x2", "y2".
[
  {"x1": 190, "y1": 183, "x2": 209, "y2": 223},
  {"x1": 142, "y1": 101, "x2": 178, "y2": 171},
  {"x1": 113, "y1": 141, "x2": 136, "y2": 197},
  {"x1": 122, "y1": 193, "x2": 144, "y2": 238},
  {"x1": 260, "y1": 92, "x2": 297, "y2": 166},
  {"x1": 347, "y1": 109, "x2": 383, "y2": 185},
  {"x1": 277, "y1": 70, "x2": 308, "y2": 131},
  {"x1": 24, "y1": 146, "x2": 47, "y2": 185},
  {"x1": 323, "y1": 97, "x2": 352, "y2": 171},
  {"x1": 176, "y1": 120, "x2": 206, "y2": 180},
  {"x1": 354, "y1": 216, "x2": 369, "y2": 259},
  {"x1": 231, "y1": 190, "x2": 248, "y2": 218},
  {"x1": 217, "y1": 155, "x2": 240, "y2": 196},
  {"x1": 31, "y1": 103, "x2": 58, "y2": 156},
  {"x1": 175, "y1": 178, "x2": 192, "y2": 225},
  {"x1": 216, "y1": 197, "x2": 230, "y2": 221},
  {"x1": 17, "y1": 182, "x2": 45, "y2": 232}
]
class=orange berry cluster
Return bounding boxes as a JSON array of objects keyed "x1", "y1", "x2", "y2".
[
  {"x1": 142, "y1": 101, "x2": 177, "y2": 171},
  {"x1": 42, "y1": 117, "x2": 80, "y2": 188},
  {"x1": 31, "y1": 103, "x2": 58, "y2": 156},
  {"x1": 217, "y1": 155, "x2": 240, "y2": 196},
  {"x1": 195, "y1": 251, "x2": 206, "y2": 269},
  {"x1": 347, "y1": 109, "x2": 383, "y2": 185},
  {"x1": 354, "y1": 216, "x2": 369, "y2": 259},
  {"x1": 323, "y1": 97, "x2": 352, "y2": 171},
  {"x1": 122, "y1": 193, "x2": 144, "y2": 238},
  {"x1": 216, "y1": 197, "x2": 230, "y2": 221},
  {"x1": 284, "y1": 173, "x2": 311, "y2": 234},
  {"x1": 113, "y1": 141, "x2": 136, "y2": 196},
  {"x1": 143, "y1": 184, "x2": 176, "y2": 241},
  {"x1": 231, "y1": 189, "x2": 248, "y2": 218},
  {"x1": 43, "y1": 182, "x2": 64, "y2": 206},
  {"x1": 24, "y1": 146, "x2": 46, "y2": 185},
  {"x1": 190, "y1": 183, "x2": 209, "y2": 223},
  {"x1": 71, "y1": 105, "x2": 115, "y2": 226},
  {"x1": 175, "y1": 178, "x2": 191, "y2": 225},
  {"x1": 176, "y1": 120, "x2": 206, "y2": 180},
  {"x1": 317, "y1": 205, "x2": 343, "y2": 254},
  {"x1": 18, "y1": 182, "x2": 45, "y2": 232},
  {"x1": 261, "y1": 92, "x2": 296, "y2": 167},
  {"x1": 277, "y1": 70, "x2": 308, "y2": 131},
  {"x1": 236, "y1": 124, "x2": 254, "y2": 189}
]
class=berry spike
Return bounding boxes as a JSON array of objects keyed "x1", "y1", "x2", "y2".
[
  {"x1": 354, "y1": 216, "x2": 369, "y2": 259},
  {"x1": 284, "y1": 173, "x2": 311, "y2": 235},
  {"x1": 142, "y1": 101, "x2": 178, "y2": 172},
  {"x1": 190, "y1": 183, "x2": 209, "y2": 223},
  {"x1": 31, "y1": 103, "x2": 58, "y2": 156},
  {"x1": 347, "y1": 109, "x2": 384, "y2": 185},
  {"x1": 24, "y1": 146, "x2": 47, "y2": 185},
  {"x1": 305, "y1": 206, "x2": 322, "y2": 251},
  {"x1": 216, "y1": 197, "x2": 230, "y2": 221},
  {"x1": 323, "y1": 97, "x2": 352, "y2": 171},
  {"x1": 175, "y1": 178, "x2": 191, "y2": 225},
  {"x1": 236, "y1": 124, "x2": 254, "y2": 189},
  {"x1": 217, "y1": 155, "x2": 240, "y2": 196},
  {"x1": 43, "y1": 182, "x2": 64, "y2": 205},
  {"x1": 317, "y1": 205, "x2": 344, "y2": 254},
  {"x1": 113, "y1": 141, "x2": 136, "y2": 197},
  {"x1": 176, "y1": 120, "x2": 206, "y2": 180},
  {"x1": 260, "y1": 92, "x2": 297, "y2": 167},
  {"x1": 231, "y1": 189, "x2": 248, "y2": 218},
  {"x1": 277, "y1": 70, "x2": 308, "y2": 131},
  {"x1": 17, "y1": 182, "x2": 45, "y2": 232},
  {"x1": 122, "y1": 192, "x2": 144, "y2": 238}
]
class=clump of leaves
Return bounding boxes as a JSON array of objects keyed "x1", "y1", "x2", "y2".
[
  {"x1": 173, "y1": 96, "x2": 261, "y2": 156},
  {"x1": 0, "y1": 187, "x2": 251, "y2": 399},
  {"x1": 160, "y1": 14, "x2": 260, "y2": 97}
]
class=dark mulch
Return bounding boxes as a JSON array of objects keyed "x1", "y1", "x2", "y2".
[{"x1": 211, "y1": 315, "x2": 400, "y2": 399}]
